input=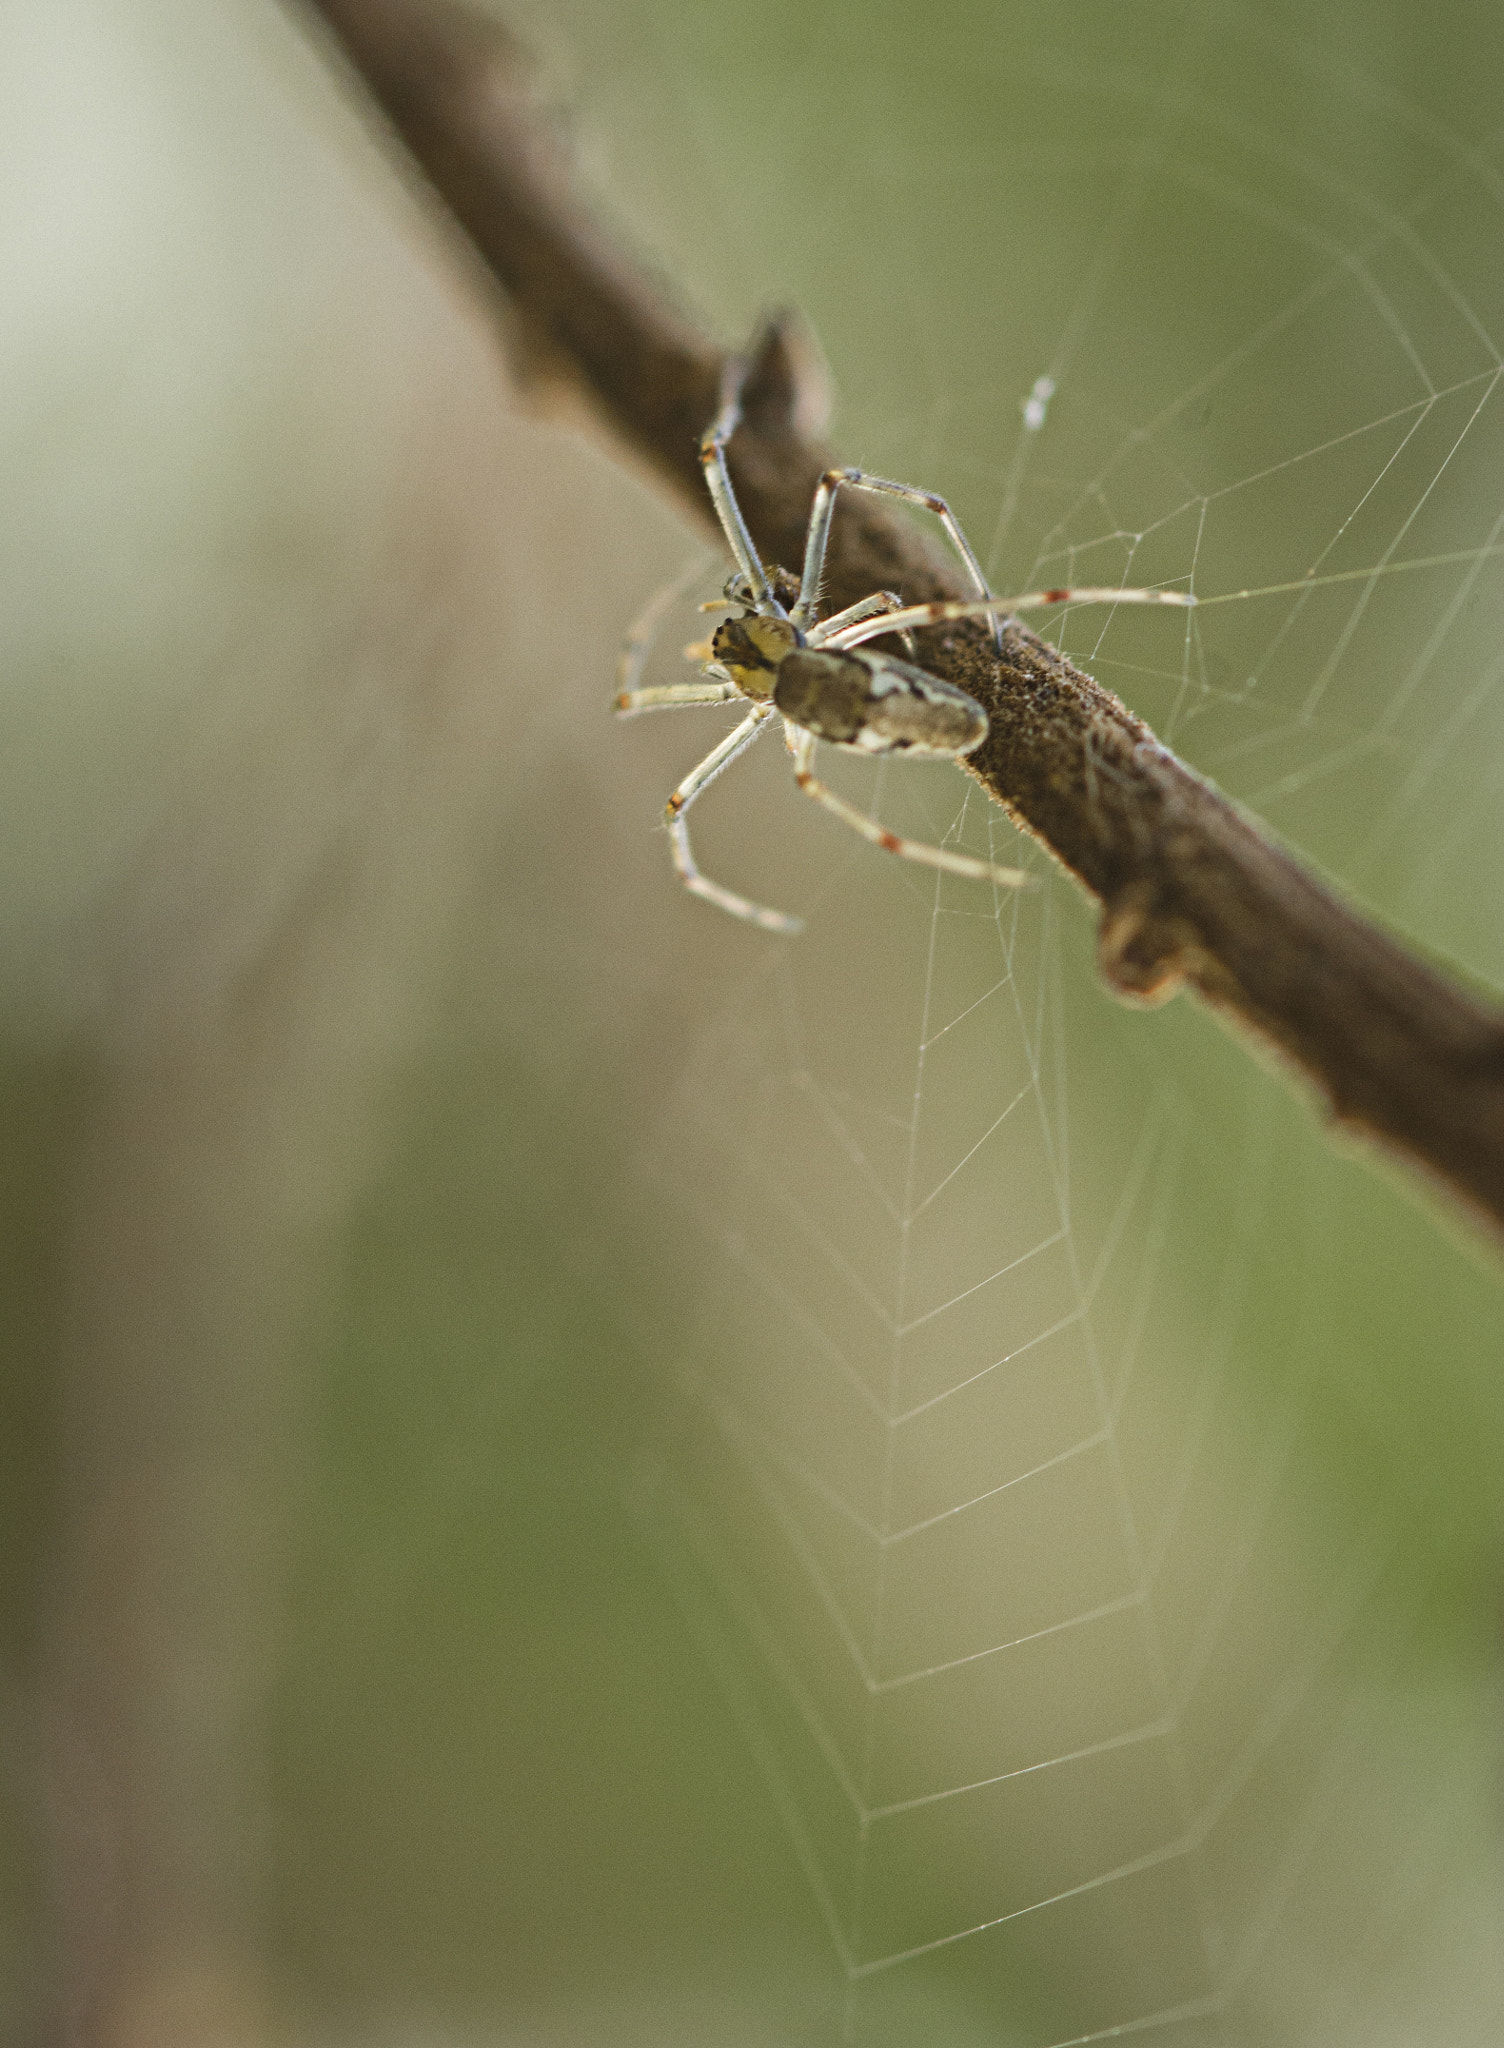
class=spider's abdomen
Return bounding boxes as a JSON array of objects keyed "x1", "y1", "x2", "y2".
[{"x1": 774, "y1": 648, "x2": 989, "y2": 758}]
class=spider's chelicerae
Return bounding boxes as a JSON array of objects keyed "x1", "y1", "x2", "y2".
[{"x1": 616, "y1": 363, "x2": 1195, "y2": 934}]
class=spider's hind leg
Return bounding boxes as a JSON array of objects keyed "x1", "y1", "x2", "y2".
[{"x1": 787, "y1": 727, "x2": 1031, "y2": 892}]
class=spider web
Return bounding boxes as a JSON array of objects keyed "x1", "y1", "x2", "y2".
[
  {"x1": 7, "y1": 1, "x2": 1504, "y2": 2043},
  {"x1": 584, "y1": 1, "x2": 1504, "y2": 2041}
]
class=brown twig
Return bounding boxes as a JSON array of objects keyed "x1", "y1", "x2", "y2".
[{"x1": 298, "y1": 0, "x2": 1504, "y2": 1240}]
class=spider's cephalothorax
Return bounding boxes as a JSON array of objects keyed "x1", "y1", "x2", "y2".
[
  {"x1": 709, "y1": 609, "x2": 801, "y2": 700},
  {"x1": 614, "y1": 358, "x2": 1196, "y2": 933}
]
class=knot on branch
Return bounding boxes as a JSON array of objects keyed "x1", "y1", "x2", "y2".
[
  {"x1": 739, "y1": 311, "x2": 831, "y2": 444},
  {"x1": 1097, "y1": 881, "x2": 1202, "y2": 1008}
]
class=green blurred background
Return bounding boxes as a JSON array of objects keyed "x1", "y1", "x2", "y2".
[{"x1": 2, "y1": 1, "x2": 1503, "y2": 2042}]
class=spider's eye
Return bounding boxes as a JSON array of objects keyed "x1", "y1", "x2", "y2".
[{"x1": 709, "y1": 612, "x2": 799, "y2": 699}]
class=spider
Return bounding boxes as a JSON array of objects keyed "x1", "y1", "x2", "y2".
[{"x1": 616, "y1": 362, "x2": 1196, "y2": 934}]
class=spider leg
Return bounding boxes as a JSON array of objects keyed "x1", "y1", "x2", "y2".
[
  {"x1": 615, "y1": 554, "x2": 715, "y2": 703},
  {"x1": 793, "y1": 469, "x2": 1004, "y2": 653},
  {"x1": 807, "y1": 589, "x2": 917, "y2": 658},
  {"x1": 616, "y1": 680, "x2": 741, "y2": 716},
  {"x1": 787, "y1": 727, "x2": 1032, "y2": 892},
  {"x1": 823, "y1": 587, "x2": 1197, "y2": 651},
  {"x1": 664, "y1": 704, "x2": 802, "y2": 933},
  {"x1": 698, "y1": 359, "x2": 779, "y2": 611}
]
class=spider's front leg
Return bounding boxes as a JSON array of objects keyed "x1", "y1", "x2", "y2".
[
  {"x1": 614, "y1": 554, "x2": 716, "y2": 708},
  {"x1": 807, "y1": 589, "x2": 918, "y2": 658},
  {"x1": 793, "y1": 468, "x2": 1004, "y2": 652},
  {"x1": 698, "y1": 358, "x2": 781, "y2": 611},
  {"x1": 662, "y1": 703, "x2": 804, "y2": 934},
  {"x1": 616, "y1": 680, "x2": 740, "y2": 716}
]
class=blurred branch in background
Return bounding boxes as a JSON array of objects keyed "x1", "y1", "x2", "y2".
[
  {"x1": 300, "y1": 0, "x2": 1504, "y2": 1243},
  {"x1": 2, "y1": 6, "x2": 658, "y2": 2037}
]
